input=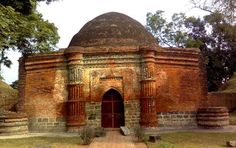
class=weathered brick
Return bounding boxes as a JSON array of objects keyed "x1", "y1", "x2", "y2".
[
  {"x1": 20, "y1": 12, "x2": 207, "y2": 132},
  {"x1": 157, "y1": 112, "x2": 197, "y2": 128}
]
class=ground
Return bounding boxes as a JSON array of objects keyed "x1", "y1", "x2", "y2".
[
  {"x1": 147, "y1": 132, "x2": 236, "y2": 148},
  {"x1": 230, "y1": 111, "x2": 236, "y2": 125},
  {"x1": 1, "y1": 129, "x2": 236, "y2": 148},
  {"x1": 0, "y1": 80, "x2": 18, "y2": 110},
  {"x1": 0, "y1": 137, "x2": 83, "y2": 148}
]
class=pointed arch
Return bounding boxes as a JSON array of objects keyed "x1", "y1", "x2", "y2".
[{"x1": 101, "y1": 89, "x2": 124, "y2": 128}]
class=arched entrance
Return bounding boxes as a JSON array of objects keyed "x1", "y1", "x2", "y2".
[{"x1": 102, "y1": 89, "x2": 124, "y2": 128}]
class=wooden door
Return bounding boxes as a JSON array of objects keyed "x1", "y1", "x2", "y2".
[{"x1": 102, "y1": 89, "x2": 124, "y2": 128}]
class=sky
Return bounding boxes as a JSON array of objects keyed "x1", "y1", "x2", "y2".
[{"x1": 2, "y1": 0, "x2": 207, "y2": 84}]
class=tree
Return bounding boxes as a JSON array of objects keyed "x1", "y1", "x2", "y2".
[
  {"x1": 190, "y1": 0, "x2": 236, "y2": 23},
  {"x1": 0, "y1": 0, "x2": 59, "y2": 76},
  {"x1": 146, "y1": 11, "x2": 190, "y2": 47},
  {"x1": 10, "y1": 80, "x2": 18, "y2": 89},
  {"x1": 0, "y1": 0, "x2": 58, "y2": 15},
  {"x1": 146, "y1": 11, "x2": 236, "y2": 91}
]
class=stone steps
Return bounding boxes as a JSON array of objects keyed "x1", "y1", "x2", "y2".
[
  {"x1": 197, "y1": 107, "x2": 229, "y2": 128},
  {"x1": 0, "y1": 110, "x2": 28, "y2": 135}
]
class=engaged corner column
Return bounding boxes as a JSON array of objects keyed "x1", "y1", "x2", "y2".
[
  {"x1": 66, "y1": 53, "x2": 86, "y2": 131},
  {"x1": 16, "y1": 57, "x2": 26, "y2": 112},
  {"x1": 140, "y1": 47, "x2": 157, "y2": 127}
]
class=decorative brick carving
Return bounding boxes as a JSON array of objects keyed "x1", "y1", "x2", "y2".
[
  {"x1": 69, "y1": 67, "x2": 83, "y2": 84},
  {"x1": 140, "y1": 49, "x2": 157, "y2": 127},
  {"x1": 67, "y1": 84, "x2": 86, "y2": 127}
]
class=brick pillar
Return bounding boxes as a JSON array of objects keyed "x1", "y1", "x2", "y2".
[
  {"x1": 140, "y1": 47, "x2": 157, "y2": 127},
  {"x1": 66, "y1": 52, "x2": 86, "y2": 131},
  {"x1": 16, "y1": 57, "x2": 26, "y2": 112}
]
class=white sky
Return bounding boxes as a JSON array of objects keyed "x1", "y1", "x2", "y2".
[{"x1": 2, "y1": 0, "x2": 207, "y2": 84}]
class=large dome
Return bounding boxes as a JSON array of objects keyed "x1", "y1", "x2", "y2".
[{"x1": 68, "y1": 12, "x2": 156, "y2": 47}]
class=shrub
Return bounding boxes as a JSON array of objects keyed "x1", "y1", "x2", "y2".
[
  {"x1": 95, "y1": 127, "x2": 106, "y2": 137},
  {"x1": 80, "y1": 126, "x2": 94, "y2": 145},
  {"x1": 134, "y1": 126, "x2": 145, "y2": 142}
]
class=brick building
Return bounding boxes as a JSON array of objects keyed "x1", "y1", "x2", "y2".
[{"x1": 17, "y1": 12, "x2": 207, "y2": 132}]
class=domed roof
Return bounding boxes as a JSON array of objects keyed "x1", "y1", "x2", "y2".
[{"x1": 68, "y1": 12, "x2": 156, "y2": 47}]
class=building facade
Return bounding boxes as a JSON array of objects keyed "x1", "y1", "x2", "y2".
[{"x1": 17, "y1": 12, "x2": 207, "y2": 132}]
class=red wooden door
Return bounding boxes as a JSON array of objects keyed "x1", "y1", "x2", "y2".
[{"x1": 102, "y1": 89, "x2": 124, "y2": 128}]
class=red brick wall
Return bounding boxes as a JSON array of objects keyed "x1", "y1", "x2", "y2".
[
  {"x1": 21, "y1": 47, "x2": 208, "y2": 129},
  {"x1": 156, "y1": 66, "x2": 205, "y2": 112},
  {"x1": 24, "y1": 70, "x2": 63, "y2": 118},
  {"x1": 205, "y1": 92, "x2": 236, "y2": 111},
  {"x1": 155, "y1": 48, "x2": 207, "y2": 113},
  {"x1": 23, "y1": 53, "x2": 68, "y2": 119}
]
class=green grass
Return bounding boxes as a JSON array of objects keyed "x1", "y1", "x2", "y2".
[
  {"x1": 147, "y1": 132, "x2": 236, "y2": 148},
  {"x1": 230, "y1": 111, "x2": 236, "y2": 125},
  {"x1": 0, "y1": 136, "x2": 83, "y2": 148},
  {"x1": 219, "y1": 72, "x2": 236, "y2": 92},
  {"x1": 0, "y1": 80, "x2": 18, "y2": 110}
]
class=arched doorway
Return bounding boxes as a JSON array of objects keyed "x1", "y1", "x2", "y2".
[{"x1": 102, "y1": 89, "x2": 124, "y2": 128}]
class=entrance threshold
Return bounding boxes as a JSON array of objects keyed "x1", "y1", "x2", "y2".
[{"x1": 104, "y1": 128, "x2": 120, "y2": 131}]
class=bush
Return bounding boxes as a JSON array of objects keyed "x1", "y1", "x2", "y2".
[
  {"x1": 95, "y1": 127, "x2": 106, "y2": 137},
  {"x1": 134, "y1": 126, "x2": 145, "y2": 142},
  {"x1": 80, "y1": 126, "x2": 94, "y2": 145}
]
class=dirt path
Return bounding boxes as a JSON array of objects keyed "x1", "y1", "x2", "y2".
[{"x1": 89, "y1": 130, "x2": 147, "y2": 148}]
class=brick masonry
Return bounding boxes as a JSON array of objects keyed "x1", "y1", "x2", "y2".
[
  {"x1": 157, "y1": 111, "x2": 197, "y2": 128},
  {"x1": 28, "y1": 117, "x2": 66, "y2": 132},
  {"x1": 86, "y1": 102, "x2": 101, "y2": 127},
  {"x1": 21, "y1": 49, "x2": 205, "y2": 131},
  {"x1": 124, "y1": 100, "x2": 140, "y2": 128},
  {"x1": 206, "y1": 92, "x2": 236, "y2": 111},
  {"x1": 85, "y1": 100, "x2": 140, "y2": 128},
  {"x1": 19, "y1": 12, "x2": 207, "y2": 132}
]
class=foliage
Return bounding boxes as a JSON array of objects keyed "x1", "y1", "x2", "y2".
[
  {"x1": 94, "y1": 127, "x2": 106, "y2": 137},
  {"x1": 190, "y1": 0, "x2": 236, "y2": 23},
  {"x1": 146, "y1": 11, "x2": 236, "y2": 91},
  {"x1": 229, "y1": 111, "x2": 236, "y2": 125},
  {"x1": 10, "y1": 80, "x2": 18, "y2": 89},
  {"x1": 219, "y1": 72, "x2": 236, "y2": 92},
  {"x1": 0, "y1": 80, "x2": 18, "y2": 110},
  {"x1": 147, "y1": 11, "x2": 189, "y2": 47},
  {"x1": 0, "y1": 0, "x2": 58, "y2": 15},
  {"x1": 134, "y1": 126, "x2": 145, "y2": 142},
  {"x1": 80, "y1": 126, "x2": 95, "y2": 145},
  {"x1": 0, "y1": 71, "x2": 4, "y2": 80},
  {"x1": 0, "y1": 0, "x2": 59, "y2": 78},
  {"x1": 0, "y1": 5, "x2": 59, "y2": 54}
]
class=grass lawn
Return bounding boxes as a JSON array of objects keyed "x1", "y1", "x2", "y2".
[
  {"x1": 147, "y1": 132, "x2": 236, "y2": 148},
  {"x1": 219, "y1": 72, "x2": 236, "y2": 92},
  {"x1": 230, "y1": 111, "x2": 236, "y2": 125},
  {"x1": 0, "y1": 136, "x2": 84, "y2": 148}
]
